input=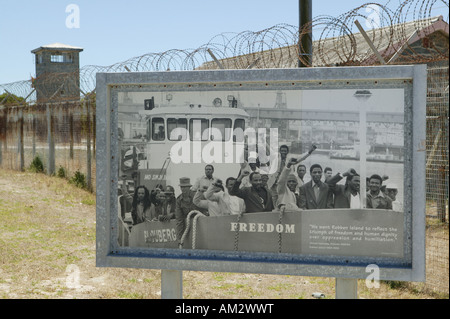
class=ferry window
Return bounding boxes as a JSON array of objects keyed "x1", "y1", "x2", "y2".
[
  {"x1": 168, "y1": 118, "x2": 187, "y2": 141},
  {"x1": 233, "y1": 119, "x2": 245, "y2": 142},
  {"x1": 211, "y1": 118, "x2": 232, "y2": 141},
  {"x1": 152, "y1": 118, "x2": 165, "y2": 141},
  {"x1": 189, "y1": 118, "x2": 209, "y2": 141}
]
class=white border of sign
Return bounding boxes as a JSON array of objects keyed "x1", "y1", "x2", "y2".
[{"x1": 96, "y1": 65, "x2": 426, "y2": 282}]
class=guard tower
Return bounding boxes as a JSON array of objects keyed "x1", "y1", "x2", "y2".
[{"x1": 31, "y1": 43, "x2": 83, "y2": 102}]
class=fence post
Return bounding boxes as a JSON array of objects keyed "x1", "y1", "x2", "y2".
[
  {"x1": 69, "y1": 107, "x2": 74, "y2": 160},
  {"x1": 161, "y1": 270, "x2": 183, "y2": 299},
  {"x1": 335, "y1": 278, "x2": 358, "y2": 299},
  {"x1": 92, "y1": 111, "x2": 96, "y2": 159},
  {"x1": 32, "y1": 113, "x2": 36, "y2": 158},
  {"x1": 2, "y1": 116, "x2": 5, "y2": 166},
  {"x1": 19, "y1": 108, "x2": 24, "y2": 171},
  {"x1": 86, "y1": 99, "x2": 92, "y2": 191},
  {"x1": 437, "y1": 117, "x2": 447, "y2": 223},
  {"x1": 0, "y1": 107, "x2": 4, "y2": 166},
  {"x1": 47, "y1": 104, "x2": 55, "y2": 175}
]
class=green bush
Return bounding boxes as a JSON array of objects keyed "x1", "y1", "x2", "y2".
[
  {"x1": 29, "y1": 155, "x2": 44, "y2": 173},
  {"x1": 69, "y1": 170, "x2": 87, "y2": 189},
  {"x1": 384, "y1": 280, "x2": 408, "y2": 290},
  {"x1": 57, "y1": 166, "x2": 67, "y2": 179}
]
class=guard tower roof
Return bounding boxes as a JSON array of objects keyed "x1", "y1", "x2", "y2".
[{"x1": 31, "y1": 43, "x2": 84, "y2": 54}]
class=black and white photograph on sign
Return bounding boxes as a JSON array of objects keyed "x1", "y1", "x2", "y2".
[{"x1": 116, "y1": 87, "x2": 405, "y2": 258}]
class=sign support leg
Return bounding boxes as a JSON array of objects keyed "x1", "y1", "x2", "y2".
[
  {"x1": 161, "y1": 269, "x2": 183, "y2": 299},
  {"x1": 335, "y1": 278, "x2": 358, "y2": 299}
]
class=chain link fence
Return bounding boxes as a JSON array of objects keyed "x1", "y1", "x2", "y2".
[
  {"x1": 420, "y1": 65, "x2": 449, "y2": 296},
  {"x1": 0, "y1": 99, "x2": 96, "y2": 192}
]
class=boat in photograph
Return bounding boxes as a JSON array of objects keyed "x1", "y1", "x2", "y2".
[
  {"x1": 123, "y1": 208, "x2": 404, "y2": 259},
  {"x1": 117, "y1": 102, "x2": 404, "y2": 259}
]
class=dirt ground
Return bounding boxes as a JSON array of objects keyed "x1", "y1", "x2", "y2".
[{"x1": 0, "y1": 168, "x2": 446, "y2": 300}]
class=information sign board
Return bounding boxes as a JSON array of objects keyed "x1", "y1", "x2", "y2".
[{"x1": 96, "y1": 65, "x2": 426, "y2": 281}]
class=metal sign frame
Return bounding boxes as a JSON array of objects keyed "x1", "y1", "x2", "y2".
[{"x1": 96, "y1": 65, "x2": 426, "y2": 282}]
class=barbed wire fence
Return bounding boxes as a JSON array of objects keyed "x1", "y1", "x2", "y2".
[
  {"x1": 0, "y1": 0, "x2": 448, "y2": 296},
  {"x1": 1, "y1": 1, "x2": 447, "y2": 98}
]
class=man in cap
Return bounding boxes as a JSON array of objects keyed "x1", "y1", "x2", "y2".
[
  {"x1": 165, "y1": 185, "x2": 176, "y2": 212},
  {"x1": 175, "y1": 177, "x2": 203, "y2": 242},
  {"x1": 385, "y1": 183, "x2": 403, "y2": 211}
]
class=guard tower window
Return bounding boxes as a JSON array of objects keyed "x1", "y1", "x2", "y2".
[
  {"x1": 51, "y1": 54, "x2": 64, "y2": 62},
  {"x1": 36, "y1": 54, "x2": 43, "y2": 64},
  {"x1": 168, "y1": 118, "x2": 187, "y2": 141},
  {"x1": 152, "y1": 118, "x2": 165, "y2": 141},
  {"x1": 51, "y1": 53, "x2": 73, "y2": 63}
]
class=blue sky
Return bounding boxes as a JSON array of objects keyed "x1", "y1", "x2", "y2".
[{"x1": 0, "y1": 0, "x2": 447, "y2": 85}]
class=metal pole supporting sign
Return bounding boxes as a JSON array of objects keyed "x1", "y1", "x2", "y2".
[
  {"x1": 335, "y1": 278, "x2": 358, "y2": 299},
  {"x1": 161, "y1": 269, "x2": 183, "y2": 299}
]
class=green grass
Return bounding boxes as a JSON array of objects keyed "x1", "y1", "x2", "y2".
[
  {"x1": 81, "y1": 198, "x2": 95, "y2": 206},
  {"x1": 117, "y1": 291, "x2": 145, "y2": 299},
  {"x1": 268, "y1": 283, "x2": 295, "y2": 292},
  {"x1": 0, "y1": 170, "x2": 96, "y2": 282}
]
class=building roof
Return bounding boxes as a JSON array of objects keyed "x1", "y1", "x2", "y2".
[
  {"x1": 31, "y1": 43, "x2": 84, "y2": 54},
  {"x1": 198, "y1": 15, "x2": 448, "y2": 69}
]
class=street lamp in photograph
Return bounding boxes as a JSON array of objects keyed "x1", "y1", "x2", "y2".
[{"x1": 354, "y1": 89, "x2": 372, "y2": 208}]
